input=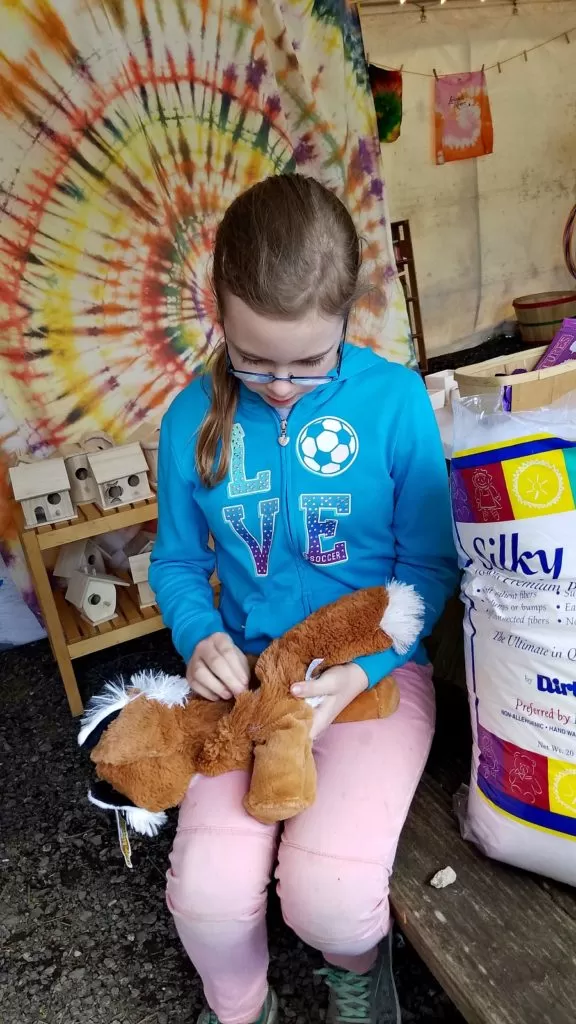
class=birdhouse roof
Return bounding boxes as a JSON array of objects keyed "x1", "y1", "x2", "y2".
[
  {"x1": 87, "y1": 572, "x2": 130, "y2": 586},
  {"x1": 87, "y1": 443, "x2": 148, "y2": 484},
  {"x1": 74, "y1": 570, "x2": 130, "y2": 587},
  {"x1": 9, "y1": 458, "x2": 70, "y2": 501}
]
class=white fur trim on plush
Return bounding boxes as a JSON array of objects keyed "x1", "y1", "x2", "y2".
[
  {"x1": 87, "y1": 790, "x2": 168, "y2": 837},
  {"x1": 380, "y1": 581, "x2": 425, "y2": 654},
  {"x1": 123, "y1": 806, "x2": 168, "y2": 837},
  {"x1": 129, "y1": 670, "x2": 189, "y2": 707},
  {"x1": 78, "y1": 680, "x2": 140, "y2": 747}
]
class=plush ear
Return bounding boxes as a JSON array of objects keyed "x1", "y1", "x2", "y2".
[
  {"x1": 78, "y1": 680, "x2": 136, "y2": 751},
  {"x1": 80, "y1": 671, "x2": 189, "y2": 766},
  {"x1": 380, "y1": 581, "x2": 425, "y2": 654}
]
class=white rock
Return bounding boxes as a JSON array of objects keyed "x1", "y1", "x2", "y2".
[{"x1": 430, "y1": 866, "x2": 457, "y2": 889}]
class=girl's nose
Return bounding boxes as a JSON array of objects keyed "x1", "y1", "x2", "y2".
[{"x1": 267, "y1": 377, "x2": 293, "y2": 398}]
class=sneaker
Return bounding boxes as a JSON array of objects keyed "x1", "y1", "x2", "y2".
[
  {"x1": 317, "y1": 931, "x2": 401, "y2": 1023},
  {"x1": 197, "y1": 986, "x2": 278, "y2": 1024},
  {"x1": 370, "y1": 931, "x2": 401, "y2": 1024}
]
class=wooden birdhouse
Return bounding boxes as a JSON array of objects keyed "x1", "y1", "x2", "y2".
[
  {"x1": 9, "y1": 457, "x2": 76, "y2": 529},
  {"x1": 86, "y1": 443, "x2": 152, "y2": 512},
  {"x1": 61, "y1": 432, "x2": 114, "y2": 505},
  {"x1": 53, "y1": 539, "x2": 106, "y2": 579},
  {"x1": 65, "y1": 570, "x2": 129, "y2": 625},
  {"x1": 128, "y1": 551, "x2": 155, "y2": 608},
  {"x1": 128, "y1": 426, "x2": 160, "y2": 485}
]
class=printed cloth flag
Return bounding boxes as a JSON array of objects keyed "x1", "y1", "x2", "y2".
[
  {"x1": 368, "y1": 65, "x2": 402, "y2": 143},
  {"x1": 434, "y1": 70, "x2": 494, "y2": 165},
  {"x1": 0, "y1": 0, "x2": 412, "y2": 632}
]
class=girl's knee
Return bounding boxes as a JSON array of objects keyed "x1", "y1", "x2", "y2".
[
  {"x1": 167, "y1": 828, "x2": 273, "y2": 923},
  {"x1": 278, "y1": 844, "x2": 390, "y2": 953}
]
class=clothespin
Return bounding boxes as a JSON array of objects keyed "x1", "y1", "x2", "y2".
[
  {"x1": 523, "y1": 50, "x2": 528, "y2": 62},
  {"x1": 565, "y1": 32, "x2": 571, "y2": 44},
  {"x1": 400, "y1": 64, "x2": 404, "y2": 72},
  {"x1": 481, "y1": 63, "x2": 485, "y2": 73},
  {"x1": 433, "y1": 68, "x2": 439, "y2": 80},
  {"x1": 497, "y1": 61, "x2": 502, "y2": 73}
]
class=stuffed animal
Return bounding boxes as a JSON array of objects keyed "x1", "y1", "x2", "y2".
[{"x1": 78, "y1": 583, "x2": 424, "y2": 835}]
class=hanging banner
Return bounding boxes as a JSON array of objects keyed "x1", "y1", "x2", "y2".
[
  {"x1": 369, "y1": 66, "x2": 403, "y2": 143},
  {"x1": 434, "y1": 70, "x2": 494, "y2": 165}
]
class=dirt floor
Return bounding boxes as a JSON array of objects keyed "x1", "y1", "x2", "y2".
[{"x1": 0, "y1": 631, "x2": 465, "y2": 1024}]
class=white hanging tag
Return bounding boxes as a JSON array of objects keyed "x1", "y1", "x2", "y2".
[{"x1": 305, "y1": 658, "x2": 325, "y2": 709}]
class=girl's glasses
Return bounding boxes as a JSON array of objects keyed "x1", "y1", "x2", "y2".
[{"x1": 225, "y1": 320, "x2": 347, "y2": 388}]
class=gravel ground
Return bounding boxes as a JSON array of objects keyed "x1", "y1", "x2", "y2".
[{"x1": 0, "y1": 633, "x2": 464, "y2": 1024}]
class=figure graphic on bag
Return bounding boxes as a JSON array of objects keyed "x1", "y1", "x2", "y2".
[
  {"x1": 472, "y1": 468, "x2": 502, "y2": 522},
  {"x1": 149, "y1": 174, "x2": 458, "y2": 1024}
]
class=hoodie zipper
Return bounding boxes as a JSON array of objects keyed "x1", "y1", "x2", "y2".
[
  {"x1": 278, "y1": 418, "x2": 289, "y2": 447},
  {"x1": 270, "y1": 408, "x2": 307, "y2": 598}
]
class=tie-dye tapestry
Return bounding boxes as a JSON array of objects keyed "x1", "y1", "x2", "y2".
[{"x1": 0, "y1": 0, "x2": 412, "y2": 631}]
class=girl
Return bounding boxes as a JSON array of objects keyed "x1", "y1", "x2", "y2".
[{"x1": 149, "y1": 174, "x2": 457, "y2": 1024}]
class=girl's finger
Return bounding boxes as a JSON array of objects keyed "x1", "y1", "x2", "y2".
[
  {"x1": 210, "y1": 653, "x2": 247, "y2": 696},
  {"x1": 291, "y1": 670, "x2": 338, "y2": 700},
  {"x1": 224, "y1": 646, "x2": 251, "y2": 687},
  {"x1": 194, "y1": 663, "x2": 235, "y2": 701},
  {"x1": 213, "y1": 635, "x2": 250, "y2": 688},
  {"x1": 190, "y1": 681, "x2": 219, "y2": 702}
]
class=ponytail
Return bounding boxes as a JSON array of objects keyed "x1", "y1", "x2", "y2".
[{"x1": 196, "y1": 345, "x2": 239, "y2": 488}]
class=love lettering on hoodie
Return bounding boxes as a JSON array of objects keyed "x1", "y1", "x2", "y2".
[{"x1": 222, "y1": 426, "x2": 350, "y2": 576}]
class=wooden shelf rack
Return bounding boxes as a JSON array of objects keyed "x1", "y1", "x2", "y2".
[
  {"x1": 15, "y1": 497, "x2": 163, "y2": 717},
  {"x1": 392, "y1": 219, "x2": 427, "y2": 371}
]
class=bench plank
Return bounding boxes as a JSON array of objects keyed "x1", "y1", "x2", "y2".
[{"x1": 391, "y1": 768, "x2": 576, "y2": 1024}]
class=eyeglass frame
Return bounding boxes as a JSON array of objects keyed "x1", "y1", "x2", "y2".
[{"x1": 224, "y1": 317, "x2": 348, "y2": 387}]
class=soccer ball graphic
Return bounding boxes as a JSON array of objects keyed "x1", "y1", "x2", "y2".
[{"x1": 297, "y1": 417, "x2": 359, "y2": 476}]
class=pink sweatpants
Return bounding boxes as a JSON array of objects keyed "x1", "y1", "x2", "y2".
[{"x1": 166, "y1": 663, "x2": 435, "y2": 1024}]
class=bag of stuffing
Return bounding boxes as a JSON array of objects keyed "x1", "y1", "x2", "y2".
[{"x1": 451, "y1": 395, "x2": 576, "y2": 885}]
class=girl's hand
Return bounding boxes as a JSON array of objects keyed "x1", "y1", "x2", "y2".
[
  {"x1": 187, "y1": 632, "x2": 251, "y2": 701},
  {"x1": 291, "y1": 663, "x2": 368, "y2": 740}
]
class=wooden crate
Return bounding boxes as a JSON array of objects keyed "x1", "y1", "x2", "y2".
[
  {"x1": 455, "y1": 346, "x2": 576, "y2": 411},
  {"x1": 15, "y1": 497, "x2": 163, "y2": 716}
]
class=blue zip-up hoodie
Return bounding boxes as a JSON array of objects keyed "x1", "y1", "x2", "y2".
[{"x1": 149, "y1": 344, "x2": 458, "y2": 687}]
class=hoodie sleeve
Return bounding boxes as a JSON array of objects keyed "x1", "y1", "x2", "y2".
[
  {"x1": 149, "y1": 413, "x2": 225, "y2": 666},
  {"x1": 354, "y1": 372, "x2": 458, "y2": 688}
]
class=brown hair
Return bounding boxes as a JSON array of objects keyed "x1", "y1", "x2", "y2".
[{"x1": 196, "y1": 174, "x2": 363, "y2": 488}]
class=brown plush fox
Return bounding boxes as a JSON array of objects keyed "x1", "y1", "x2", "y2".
[{"x1": 78, "y1": 583, "x2": 424, "y2": 834}]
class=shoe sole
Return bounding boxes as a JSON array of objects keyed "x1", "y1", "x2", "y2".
[
  {"x1": 261, "y1": 987, "x2": 278, "y2": 1024},
  {"x1": 374, "y1": 930, "x2": 402, "y2": 1024}
]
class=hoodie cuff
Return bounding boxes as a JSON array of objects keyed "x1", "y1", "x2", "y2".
[{"x1": 354, "y1": 643, "x2": 419, "y2": 689}]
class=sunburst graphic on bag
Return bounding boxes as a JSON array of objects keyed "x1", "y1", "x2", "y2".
[
  {"x1": 551, "y1": 768, "x2": 576, "y2": 817},
  {"x1": 511, "y1": 459, "x2": 565, "y2": 510}
]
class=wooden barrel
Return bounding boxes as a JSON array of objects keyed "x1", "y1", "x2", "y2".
[{"x1": 512, "y1": 290, "x2": 576, "y2": 345}]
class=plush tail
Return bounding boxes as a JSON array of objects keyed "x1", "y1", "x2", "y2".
[{"x1": 380, "y1": 581, "x2": 425, "y2": 654}]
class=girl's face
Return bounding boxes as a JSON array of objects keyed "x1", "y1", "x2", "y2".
[{"x1": 222, "y1": 293, "x2": 344, "y2": 411}]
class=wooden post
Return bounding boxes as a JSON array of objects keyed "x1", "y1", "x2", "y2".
[{"x1": 20, "y1": 528, "x2": 84, "y2": 717}]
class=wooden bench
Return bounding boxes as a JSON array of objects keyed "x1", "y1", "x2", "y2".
[{"x1": 391, "y1": 680, "x2": 576, "y2": 1024}]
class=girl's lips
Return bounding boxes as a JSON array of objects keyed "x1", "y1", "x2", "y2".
[{"x1": 265, "y1": 394, "x2": 296, "y2": 407}]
